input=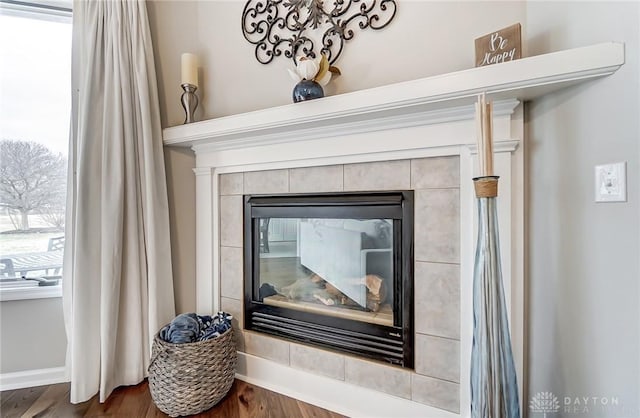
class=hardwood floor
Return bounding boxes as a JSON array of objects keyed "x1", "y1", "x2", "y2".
[{"x1": 0, "y1": 379, "x2": 346, "y2": 418}]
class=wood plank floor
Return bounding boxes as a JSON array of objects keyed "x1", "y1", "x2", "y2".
[{"x1": 0, "y1": 379, "x2": 346, "y2": 418}]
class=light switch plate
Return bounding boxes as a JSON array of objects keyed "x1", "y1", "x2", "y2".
[{"x1": 595, "y1": 162, "x2": 627, "y2": 202}]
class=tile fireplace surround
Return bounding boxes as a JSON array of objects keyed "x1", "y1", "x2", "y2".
[
  {"x1": 162, "y1": 43, "x2": 623, "y2": 417},
  {"x1": 220, "y1": 158, "x2": 463, "y2": 413}
]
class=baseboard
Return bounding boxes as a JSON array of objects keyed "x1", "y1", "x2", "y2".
[
  {"x1": 234, "y1": 352, "x2": 458, "y2": 418},
  {"x1": 0, "y1": 366, "x2": 68, "y2": 391}
]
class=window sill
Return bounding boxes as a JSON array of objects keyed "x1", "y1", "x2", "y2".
[{"x1": 0, "y1": 285, "x2": 62, "y2": 302}]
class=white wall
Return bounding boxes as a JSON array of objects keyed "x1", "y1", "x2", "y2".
[{"x1": 525, "y1": 2, "x2": 640, "y2": 417}]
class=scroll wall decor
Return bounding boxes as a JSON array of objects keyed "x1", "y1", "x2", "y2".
[{"x1": 241, "y1": 0, "x2": 397, "y2": 65}]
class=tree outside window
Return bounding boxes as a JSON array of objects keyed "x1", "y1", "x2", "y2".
[{"x1": 1, "y1": 140, "x2": 67, "y2": 231}]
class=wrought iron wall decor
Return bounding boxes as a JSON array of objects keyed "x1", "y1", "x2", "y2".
[{"x1": 241, "y1": 0, "x2": 397, "y2": 65}]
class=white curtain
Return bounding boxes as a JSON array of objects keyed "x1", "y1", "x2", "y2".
[{"x1": 63, "y1": 0, "x2": 175, "y2": 403}]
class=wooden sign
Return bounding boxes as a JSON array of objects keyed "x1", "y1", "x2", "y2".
[{"x1": 475, "y1": 23, "x2": 522, "y2": 67}]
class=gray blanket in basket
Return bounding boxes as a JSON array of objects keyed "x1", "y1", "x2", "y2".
[{"x1": 159, "y1": 312, "x2": 232, "y2": 344}]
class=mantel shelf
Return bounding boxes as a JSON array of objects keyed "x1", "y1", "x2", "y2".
[{"x1": 163, "y1": 42, "x2": 624, "y2": 151}]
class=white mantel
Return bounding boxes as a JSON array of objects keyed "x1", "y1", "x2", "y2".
[
  {"x1": 162, "y1": 42, "x2": 624, "y2": 418},
  {"x1": 164, "y1": 42, "x2": 623, "y2": 151}
]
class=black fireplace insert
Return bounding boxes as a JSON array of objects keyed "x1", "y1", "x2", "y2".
[{"x1": 243, "y1": 191, "x2": 414, "y2": 368}]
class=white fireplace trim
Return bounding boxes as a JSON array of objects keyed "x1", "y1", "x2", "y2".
[
  {"x1": 188, "y1": 99, "x2": 519, "y2": 154},
  {"x1": 192, "y1": 118, "x2": 522, "y2": 417},
  {"x1": 185, "y1": 103, "x2": 524, "y2": 417}
]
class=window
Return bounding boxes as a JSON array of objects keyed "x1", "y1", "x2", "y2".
[{"x1": 0, "y1": 1, "x2": 71, "y2": 299}]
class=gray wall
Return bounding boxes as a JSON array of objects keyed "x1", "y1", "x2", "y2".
[
  {"x1": 147, "y1": 0, "x2": 200, "y2": 314},
  {"x1": 163, "y1": 148, "x2": 197, "y2": 314},
  {"x1": 525, "y1": 2, "x2": 640, "y2": 416},
  {"x1": 0, "y1": 298, "x2": 66, "y2": 373},
  {"x1": 148, "y1": 1, "x2": 525, "y2": 122}
]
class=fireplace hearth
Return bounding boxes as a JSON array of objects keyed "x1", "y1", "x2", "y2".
[{"x1": 244, "y1": 192, "x2": 414, "y2": 368}]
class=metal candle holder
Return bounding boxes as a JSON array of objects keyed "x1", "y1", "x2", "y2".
[{"x1": 180, "y1": 83, "x2": 198, "y2": 124}]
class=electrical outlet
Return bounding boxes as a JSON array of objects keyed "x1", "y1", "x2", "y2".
[{"x1": 595, "y1": 162, "x2": 627, "y2": 202}]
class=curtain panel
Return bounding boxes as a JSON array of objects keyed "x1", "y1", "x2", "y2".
[{"x1": 63, "y1": 0, "x2": 175, "y2": 403}]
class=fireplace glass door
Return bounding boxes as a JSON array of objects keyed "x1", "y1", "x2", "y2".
[
  {"x1": 257, "y1": 217, "x2": 394, "y2": 326},
  {"x1": 244, "y1": 191, "x2": 414, "y2": 367}
]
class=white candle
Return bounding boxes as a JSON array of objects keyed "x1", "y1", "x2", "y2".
[{"x1": 181, "y1": 53, "x2": 198, "y2": 87}]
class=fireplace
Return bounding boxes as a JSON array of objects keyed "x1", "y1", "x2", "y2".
[
  {"x1": 160, "y1": 44, "x2": 622, "y2": 413},
  {"x1": 244, "y1": 191, "x2": 414, "y2": 368}
]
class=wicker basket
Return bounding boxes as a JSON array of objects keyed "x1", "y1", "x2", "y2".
[{"x1": 148, "y1": 327, "x2": 237, "y2": 417}]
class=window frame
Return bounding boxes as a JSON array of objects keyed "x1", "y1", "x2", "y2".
[
  {"x1": 0, "y1": 284, "x2": 62, "y2": 301},
  {"x1": 0, "y1": 0, "x2": 71, "y2": 301}
]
